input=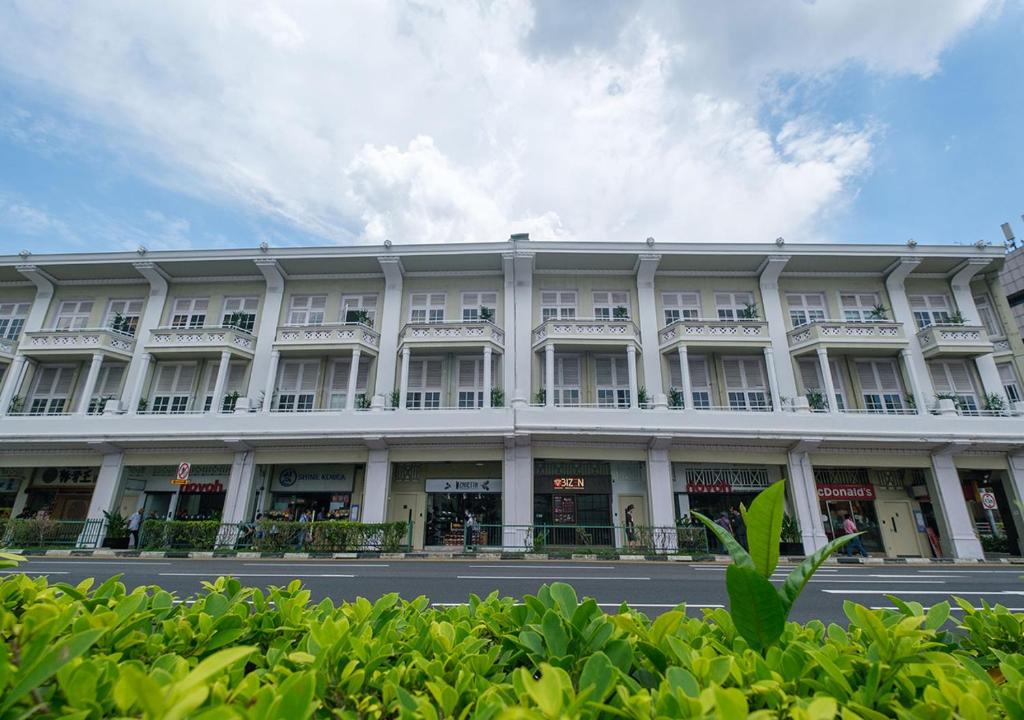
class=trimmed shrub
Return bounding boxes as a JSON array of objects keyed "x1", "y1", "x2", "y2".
[
  {"x1": 0, "y1": 573, "x2": 1022, "y2": 718},
  {"x1": 140, "y1": 519, "x2": 222, "y2": 550},
  {"x1": 139, "y1": 520, "x2": 412, "y2": 552}
]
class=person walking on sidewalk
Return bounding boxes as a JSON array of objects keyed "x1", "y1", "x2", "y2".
[
  {"x1": 127, "y1": 509, "x2": 142, "y2": 549},
  {"x1": 841, "y1": 513, "x2": 869, "y2": 557}
]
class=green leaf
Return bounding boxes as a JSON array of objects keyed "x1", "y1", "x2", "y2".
[
  {"x1": 541, "y1": 610, "x2": 569, "y2": 657},
  {"x1": 579, "y1": 652, "x2": 616, "y2": 703},
  {"x1": 691, "y1": 511, "x2": 755, "y2": 569},
  {"x1": 779, "y1": 533, "x2": 860, "y2": 614},
  {"x1": 548, "y1": 582, "x2": 578, "y2": 619},
  {"x1": 1, "y1": 627, "x2": 106, "y2": 713},
  {"x1": 725, "y1": 565, "x2": 785, "y2": 651},
  {"x1": 924, "y1": 601, "x2": 950, "y2": 631},
  {"x1": 521, "y1": 664, "x2": 566, "y2": 717},
  {"x1": 743, "y1": 479, "x2": 786, "y2": 577},
  {"x1": 174, "y1": 646, "x2": 256, "y2": 697}
]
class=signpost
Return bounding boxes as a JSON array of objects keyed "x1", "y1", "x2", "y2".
[
  {"x1": 172, "y1": 462, "x2": 190, "y2": 486},
  {"x1": 980, "y1": 490, "x2": 998, "y2": 510}
]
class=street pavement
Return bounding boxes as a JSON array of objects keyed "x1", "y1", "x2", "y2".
[{"x1": 3, "y1": 558, "x2": 1022, "y2": 624}]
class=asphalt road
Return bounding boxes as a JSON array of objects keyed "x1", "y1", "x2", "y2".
[{"x1": 3, "y1": 558, "x2": 1022, "y2": 624}]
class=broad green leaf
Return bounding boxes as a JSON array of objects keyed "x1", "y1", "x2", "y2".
[
  {"x1": 541, "y1": 610, "x2": 569, "y2": 657},
  {"x1": 924, "y1": 601, "x2": 951, "y2": 631},
  {"x1": 174, "y1": 646, "x2": 256, "y2": 697},
  {"x1": 548, "y1": 583, "x2": 578, "y2": 619},
  {"x1": 742, "y1": 479, "x2": 786, "y2": 577},
  {"x1": 1, "y1": 627, "x2": 106, "y2": 713},
  {"x1": 521, "y1": 664, "x2": 567, "y2": 717},
  {"x1": 725, "y1": 565, "x2": 785, "y2": 651},
  {"x1": 579, "y1": 652, "x2": 616, "y2": 703},
  {"x1": 691, "y1": 511, "x2": 755, "y2": 569},
  {"x1": 778, "y1": 533, "x2": 860, "y2": 614}
]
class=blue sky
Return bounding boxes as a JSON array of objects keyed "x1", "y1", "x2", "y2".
[{"x1": 0, "y1": 1, "x2": 1019, "y2": 255}]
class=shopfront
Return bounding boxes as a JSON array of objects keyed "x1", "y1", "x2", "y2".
[
  {"x1": 960, "y1": 470, "x2": 1022, "y2": 556},
  {"x1": 124, "y1": 465, "x2": 230, "y2": 520},
  {"x1": 672, "y1": 464, "x2": 780, "y2": 524},
  {"x1": 21, "y1": 467, "x2": 98, "y2": 519},
  {"x1": 0, "y1": 468, "x2": 26, "y2": 518},
  {"x1": 267, "y1": 464, "x2": 358, "y2": 520},
  {"x1": 533, "y1": 460, "x2": 614, "y2": 546},
  {"x1": 424, "y1": 478, "x2": 502, "y2": 547}
]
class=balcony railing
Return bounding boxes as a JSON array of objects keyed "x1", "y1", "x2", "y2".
[
  {"x1": 400, "y1": 320, "x2": 504, "y2": 349},
  {"x1": 787, "y1": 319, "x2": 906, "y2": 353},
  {"x1": 21, "y1": 327, "x2": 136, "y2": 358},
  {"x1": 916, "y1": 323, "x2": 994, "y2": 358},
  {"x1": 274, "y1": 322, "x2": 380, "y2": 351},
  {"x1": 146, "y1": 325, "x2": 256, "y2": 356},
  {"x1": 532, "y1": 318, "x2": 639, "y2": 347},
  {"x1": 658, "y1": 318, "x2": 769, "y2": 348}
]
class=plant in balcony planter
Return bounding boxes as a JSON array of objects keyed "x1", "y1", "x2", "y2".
[
  {"x1": 612, "y1": 305, "x2": 629, "y2": 320},
  {"x1": 668, "y1": 386, "x2": 684, "y2": 408},
  {"x1": 7, "y1": 395, "x2": 23, "y2": 414},
  {"x1": 356, "y1": 394, "x2": 372, "y2": 410},
  {"x1": 934, "y1": 391, "x2": 963, "y2": 410},
  {"x1": 136, "y1": 398, "x2": 148, "y2": 412},
  {"x1": 780, "y1": 514, "x2": 802, "y2": 555},
  {"x1": 535, "y1": 389, "x2": 546, "y2": 405},
  {"x1": 389, "y1": 389, "x2": 402, "y2": 409},
  {"x1": 635, "y1": 386, "x2": 649, "y2": 407},
  {"x1": 222, "y1": 391, "x2": 241, "y2": 412},
  {"x1": 347, "y1": 309, "x2": 371, "y2": 326},
  {"x1": 102, "y1": 510, "x2": 130, "y2": 549},
  {"x1": 984, "y1": 392, "x2": 1006, "y2": 413},
  {"x1": 479, "y1": 306, "x2": 495, "y2": 323},
  {"x1": 738, "y1": 302, "x2": 759, "y2": 320},
  {"x1": 948, "y1": 310, "x2": 966, "y2": 325},
  {"x1": 110, "y1": 312, "x2": 129, "y2": 334},
  {"x1": 867, "y1": 303, "x2": 889, "y2": 320},
  {"x1": 905, "y1": 393, "x2": 916, "y2": 410},
  {"x1": 693, "y1": 479, "x2": 859, "y2": 650},
  {"x1": 805, "y1": 389, "x2": 828, "y2": 411},
  {"x1": 224, "y1": 311, "x2": 248, "y2": 331},
  {"x1": 490, "y1": 387, "x2": 504, "y2": 407}
]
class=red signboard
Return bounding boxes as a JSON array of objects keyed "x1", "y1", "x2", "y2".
[
  {"x1": 816, "y1": 483, "x2": 875, "y2": 501},
  {"x1": 553, "y1": 477, "x2": 585, "y2": 490},
  {"x1": 179, "y1": 481, "x2": 225, "y2": 494},
  {"x1": 687, "y1": 482, "x2": 732, "y2": 494}
]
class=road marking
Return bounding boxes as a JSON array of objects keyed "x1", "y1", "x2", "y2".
[
  {"x1": 469, "y1": 565, "x2": 617, "y2": 570},
  {"x1": 871, "y1": 605, "x2": 1024, "y2": 611},
  {"x1": 822, "y1": 589, "x2": 1024, "y2": 595},
  {"x1": 159, "y1": 572, "x2": 356, "y2": 578},
  {"x1": 771, "y1": 573, "x2": 952, "y2": 580},
  {"x1": 242, "y1": 563, "x2": 389, "y2": 568},
  {"x1": 0, "y1": 570, "x2": 68, "y2": 575},
  {"x1": 799, "y1": 579, "x2": 944, "y2": 584},
  {"x1": 456, "y1": 575, "x2": 650, "y2": 581},
  {"x1": 23, "y1": 560, "x2": 173, "y2": 566},
  {"x1": 430, "y1": 601, "x2": 724, "y2": 609}
]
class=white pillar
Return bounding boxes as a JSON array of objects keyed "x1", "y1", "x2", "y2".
[
  {"x1": 345, "y1": 348, "x2": 362, "y2": 410},
  {"x1": 220, "y1": 450, "x2": 257, "y2": 526},
  {"x1": 975, "y1": 355, "x2": 1008, "y2": 403},
  {"x1": 544, "y1": 344, "x2": 555, "y2": 407},
  {"x1": 759, "y1": 256, "x2": 799, "y2": 400},
  {"x1": 899, "y1": 348, "x2": 928, "y2": 415},
  {"x1": 362, "y1": 448, "x2": 390, "y2": 523},
  {"x1": 646, "y1": 441, "x2": 677, "y2": 552},
  {"x1": 508, "y1": 248, "x2": 534, "y2": 408},
  {"x1": 125, "y1": 262, "x2": 167, "y2": 413},
  {"x1": 76, "y1": 352, "x2": 105, "y2": 415},
  {"x1": 626, "y1": 344, "x2": 639, "y2": 407},
  {"x1": 501, "y1": 253, "x2": 517, "y2": 404},
  {"x1": 676, "y1": 345, "x2": 692, "y2": 409},
  {"x1": 764, "y1": 347, "x2": 782, "y2": 412},
  {"x1": 787, "y1": 449, "x2": 829, "y2": 554},
  {"x1": 85, "y1": 452, "x2": 126, "y2": 521},
  {"x1": 373, "y1": 256, "x2": 404, "y2": 404},
  {"x1": 483, "y1": 346, "x2": 493, "y2": 408},
  {"x1": 261, "y1": 350, "x2": 280, "y2": 413},
  {"x1": 249, "y1": 259, "x2": 286, "y2": 410},
  {"x1": 0, "y1": 355, "x2": 26, "y2": 416},
  {"x1": 209, "y1": 350, "x2": 231, "y2": 414},
  {"x1": 929, "y1": 449, "x2": 984, "y2": 559},
  {"x1": 1005, "y1": 453, "x2": 1024, "y2": 556},
  {"x1": 635, "y1": 253, "x2": 664, "y2": 399},
  {"x1": 886, "y1": 258, "x2": 935, "y2": 410},
  {"x1": 126, "y1": 352, "x2": 152, "y2": 415},
  {"x1": 503, "y1": 435, "x2": 533, "y2": 550},
  {"x1": 398, "y1": 347, "x2": 411, "y2": 409},
  {"x1": 815, "y1": 347, "x2": 837, "y2": 414}
]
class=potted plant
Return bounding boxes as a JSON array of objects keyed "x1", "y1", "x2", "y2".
[
  {"x1": 947, "y1": 311, "x2": 966, "y2": 325},
  {"x1": 479, "y1": 307, "x2": 495, "y2": 323},
  {"x1": 668, "y1": 386, "x2": 684, "y2": 408},
  {"x1": 356, "y1": 394, "x2": 372, "y2": 410},
  {"x1": 348, "y1": 309, "x2": 371, "y2": 326},
  {"x1": 222, "y1": 391, "x2": 241, "y2": 412},
  {"x1": 102, "y1": 510, "x2": 130, "y2": 549},
  {"x1": 390, "y1": 389, "x2": 402, "y2": 409},
  {"x1": 867, "y1": 304, "x2": 889, "y2": 320},
  {"x1": 984, "y1": 393, "x2": 1006, "y2": 414},
  {"x1": 490, "y1": 388, "x2": 505, "y2": 407},
  {"x1": 535, "y1": 389, "x2": 546, "y2": 405},
  {"x1": 779, "y1": 514, "x2": 803, "y2": 555},
  {"x1": 7, "y1": 395, "x2": 23, "y2": 414},
  {"x1": 636, "y1": 386, "x2": 649, "y2": 407},
  {"x1": 805, "y1": 389, "x2": 828, "y2": 411},
  {"x1": 738, "y1": 302, "x2": 759, "y2": 319},
  {"x1": 612, "y1": 306, "x2": 629, "y2": 320},
  {"x1": 136, "y1": 398, "x2": 148, "y2": 413}
]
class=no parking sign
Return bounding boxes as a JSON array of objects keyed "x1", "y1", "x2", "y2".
[
  {"x1": 172, "y1": 462, "x2": 190, "y2": 486},
  {"x1": 980, "y1": 490, "x2": 998, "y2": 510}
]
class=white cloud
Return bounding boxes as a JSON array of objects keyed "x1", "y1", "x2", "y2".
[
  {"x1": 0, "y1": 192, "x2": 79, "y2": 246},
  {"x1": 0, "y1": 0, "x2": 995, "y2": 245}
]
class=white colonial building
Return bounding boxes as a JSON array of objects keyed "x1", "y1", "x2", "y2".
[{"x1": 1, "y1": 236, "x2": 1023, "y2": 558}]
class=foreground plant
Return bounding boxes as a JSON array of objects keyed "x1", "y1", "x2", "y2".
[{"x1": 693, "y1": 479, "x2": 858, "y2": 650}]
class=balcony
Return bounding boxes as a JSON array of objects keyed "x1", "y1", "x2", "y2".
[
  {"x1": 916, "y1": 324, "x2": 994, "y2": 359},
  {"x1": 20, "y1": 328, "x2": 136, "y2": 361},
  {"x1": 145, "y1": 325, "x2": 255, "y2": 359},
  {"x1": 532, "y1": 318, "x2": 640, "y2": 350},
  {"x1": 400, "y1": 321, "x2": 504, "y2": 351},
  {"x1": 787, "y1": 320, "x2": 906, "y2": 356},
  {"x1": 274, "y1": 323, "x2": 380, "y2": 355},
  {"x1": 657, "y1": 319, "x2": 769, "y2": 351}
]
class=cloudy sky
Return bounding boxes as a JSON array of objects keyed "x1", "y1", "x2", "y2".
[{"x1": 0, "y1": 0, "x2": 1020, "y2": 254}]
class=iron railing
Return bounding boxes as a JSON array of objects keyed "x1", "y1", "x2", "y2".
[
  {"x1": 0, "y1": 518, "x2": 106, "y2": 549},
  {"x1": 462, "y1": 524, "x2": 708, "y2": 554}
]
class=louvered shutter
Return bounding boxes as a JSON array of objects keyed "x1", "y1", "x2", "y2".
[
  {"x1": 876, "y1": 360, "x2": 902, "y2": 392},
  {"x1": 425, "y1": 359, "x2": 443, "y2": 388},
  {"x1": 278, "y1": 361, "x2": 302, "y2": 392},
  {"x1": 458, "y1": 358, "x2": 480, "y2": 388},
  {"x1": 723, "y1": 359, "x2": 743, "y2": 389},
  {"x1": 947, "y1": 361, "x2": 975, "y2": 394},
  {"x1": 595, "y1": 357, "x2": 613, "y2": 386},
  {"x1": 95, "y1": 364, "x2": 125, "y2": 397},
  {"x1": 541, "y1": 292, "x2": 558, "y2": 305},
  {"x1": 742, "y1": 358, "x2": 765, "y2": 388},
  {"x1": 688, "y1": 356, "x2": 711, "y2": 390},
  {"x1": 856, "y1": 361, "x2": 880, "y2": 391},
  {"x1": 799, "y1": 358, "x2": 823, "y2": 392},
  {"x1": 298, "y1": 361, "x2": 319, "y2": 393},
  {"x1": 669, "y1": 357, "x2": 683, "y2": 387},
  {"x1": 929, "y1": 363, "x2": 952, "y2": 393}
]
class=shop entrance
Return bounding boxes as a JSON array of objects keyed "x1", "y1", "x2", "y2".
[
  {"x1": 875, "y1": 499, "x2": 921, "y2": 557},
  {"x1": 821, "y1": 500, "x2": 884, "y2": 554},
  {"x1": 960, "y1": 470, "x2": 1022, "y2": 556},
  {"x1": 618, "y1": 494, "x2": 647, "y2": 547},
  {"x1": 425, "y1": 492, "x2": 500, "y2": 547},
  {"x1": 387, "y1": 492, "x2": 425, "y2": 549}
]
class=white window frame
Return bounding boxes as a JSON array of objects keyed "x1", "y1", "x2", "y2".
[
  {"x1": 928, "y1": 359, "x2": 980, "y2": 415},
  {"x1": 786, "y1": 292, "x2": 827, "y2": 327},
  {"x1": 592, "y1": 291, "x2": 631, "y2": 321},
  {"x1": 688, "y1": 355, "x2": 713, "y2": 409},
  {"x1": 105, "y1": 299, "x2": 144, "y2": 336},
  {"x1": 326, "y1": 355, "x2": 370, "y2": 409},
  {"x1": 973, "y1": 293, "x2": 1002, "y2": 337},
  {"x1": 457, "y1": 356, "x2": 493, "y2": 408},
  {"x1": 460, "y1": 292, "x2": 498, "y2": 322},
  {"x1": 840, "y1": 292, "x2": 881, "y2": 323},
  {"x1": 341, "y1": 294, "x2": 378, "y2": 326},
  {"x1": 540, "y1": 291, "x2": 577, "y2": 321},
  {"x1": 542, "y1": 353, "x2": 581, "y2": 406},
  {"x1": 27, "y1": 364, "x2": 77, "y2": 415},
  {"x1": 798, "y1": 357, "x2": 847, "y2": 410},
  {"x1": 54, "y1": 300, "x2": 94, "y2": 330},
  {"x1": 202, "y1": 361, "x2": 247, "y2": 413},
  {"x1": 88, "y1": 363, "x2": 127, "y2": 415},
  {"x1": 169, "y1": 298, "x2": 208, "y2": 329},
  {"x1": 594, "y1": 354, "x2": 630, "y2": 408},
  {"x1": 855, "y1": 358, "x2": 905, "y2": 414},
  {"x1": 661, "y1": 292, "x2": 701, "y2": 326},
  {"x1": 722, "y1": 356, "x2": 770, "y2": 411},
  {"x1": 998, "y1": 362, "x2": 1021, "y2": 404},
  {"x1": 0, "y1": 302, "x2": 29, "y2": 340},
  {"x1": 406, "y1": 357, "x2": 444, "y2": 409},
  {"x1": 409, "y1": 293, "x2": 446, "y2": 324},
  {"x1": 287, "y1": 295, "x2": 327, "y2": 326},
  {"x1": 275, "y1": 359, "x2": 320, "y2": 412},
  {"x1": 715, "y1": 291, "x2": 755, "y2": 321},
  {"x1": 908, "y1": 294, "x2": 953, "y2": 329},
  {"x1": 221, "y1": 297, "x2": 258, "y2": 332},
  {"x1": 149, "y1": 362, "x2": 197, "y2": 414}
]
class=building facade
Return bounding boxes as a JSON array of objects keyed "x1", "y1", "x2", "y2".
[{"x1": 1, "y1": 237, "x2": 1024, "y2": 559}]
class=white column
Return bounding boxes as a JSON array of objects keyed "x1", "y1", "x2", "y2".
[
  {"x1": 362, "y1": 448, "x2": 390, "y2": 523},
  {"x1": 635, "y1": 253, "x2": 664, "y2": 400},
  {"x1": 483, "y1": 346, "x2": 493, "y2": 408},
  {"x1": 0, "y1": 355, "x2": 26, "y2": 416},
  {"x1": 544, "y1": 344, "x2": 555, "y2": 407},
  {"x1": 76, "y1": 352, "x2": 105, "y2": 415},
  {"x1": 759, "y1": 255, "x2": 799, "y2": 400},
  {"x1": 1005, "y1": 453, "x2": 1024, "y2": 556},
  {"x1": 249, "y1": 259, "x2": 286, "y2": 409},
  {"x1": 373, "y1": 256, "x2": 404, "y2": 404},
  {"x1": 126, "y1": 352, "x2": 152, "y2": 415},
  {"x1": 626, "y1": 344, "x2": 639, "y2": 407},
  {"x1": 501, "y1": 253, "x2": 517, "y2": 404},
  {"x1": 209, "y1": 350, "x2": 231, "y2": 414},
  {"x1": 345, "y1": 348, "x2": 362, "y2": 410},
  {"x1": 764, "y1": 347, "x2": 782, "y2": 412},
  {"x1": 126, "y1": 263, "x2": 167, "y2": 414},
  {"x1": 85, "y1": 452, "x2": 125, "y2": 521},
  {"x1": 787, "y1": 448, "x2": 829, "y2": 554},
  {"x1": 4, "y1": 265, "x2": 55, "y2": 416},
  {"x1": 261, "y1": 350, "x2": 280, "y2": 414},
  {"x1": 676, "y1": 345, "x2": 692, "y2": 409},
  {"x1": 948, "y1": 259, "x2": 1006, "y2": 400},
  {"x1": 815, "y1": 347, "x2": 837, "y2": 414},
  {"x1": 509, "y1": 248, "x2": 534, "y2": 408},
  {"x1": 503, "y1": 435, "x2": 533, "y2": 549},
  {"x1": 886, "y1": 258, "x2": 935, "y2": 410},
  {"x1": 398, "y1": 347, "x2": 411, "y2": 409},
  {"x1": 220, "y1": 450, "x2": 257, "y2": 526},
  {"x1": 899, "y1": 348, "x2": 928, "y2": 415},
  {"x1": 646, "y1": 441, "x2": 677, "y2": 552},
  {"x1": 929, "y1": 449, "x2": 984, "y2": 559}
]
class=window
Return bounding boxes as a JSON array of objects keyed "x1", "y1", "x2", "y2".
[
  {"x1": 105, "y1": 299, "x2": 143, "y2": 336},
  {"x1": 798, "y1": 357, "x2": 847, "y2": 410},
  {"x1": 461, "y1": 292, "x2": 498, "y2": 322},
  {"x1": 221, "y1": 297, "x2": 258, "y2": 332},
  {"x1": 87, "y1": 363, "x2": 126, "y2": 415},
  {"x1": 409, "y1": 293, "x2": 446, "y2": 323},
  {"x1": 54, "y1": 300, "x2": 94, "y2": 330},
  {"x1": 973, "y1": 293, "x2": 1002, "y2": 337},
  {"x1": 27, "y1": 365, "x2": 76, "y2": 415},
  {"x1": 202, "y1": 361, "x2": 247, "y2": 412},
  {"x1": 595, "y1": 355, "x2": 630, "y2": 407},
  {"x1": 687, "y1": 356, "x2": 713, "y2": 409},
  {"x1": 840, "y1": 293, "x2": 881, "y2": 322},
  {"x1": 855, "y1": 359, "x2": 905, "y2": 414},
  {"x1": 723, "y1": 356, "x2": 770, "y2": 411},
  {"x1": 457, "y1": 356, "x2": 492, "y2": 408},
  {"x1": 149, "y1": 362, "x2": 197, "y2": 414},
  {"x1": 169, "y1": 298, "x2": 208, "y2": 329},
  {"x1": 786, "y1": 293, "x2": 827, "y2": 326},
  {"x1": 0, "y1": 302, "x2": 29, "y2": 339},
  {"x1": 715, "y1": 292, "x2": 755, "y2": 320},
  {"x1": 540, "y1": 291, "x2": 577, "y2": 320},
  {"x1": 908, "y1": 294, "x2": 952, "y2": 329},
  {"x1": 542, "y1": 354, "x2": 581, "y2": 406},
  {"x1": 275, "y1": 359, "x2": 319, "y2": 411},
  {"x1": 929, "y1": 360, "x2": 980, "y2": 414},
  {"x1": 406, "y1": 358, "x2": 443, "y2": 409},
  {"x1": 342, "y1": 294, "x2": 378, "y2": 326},
  {"x1": 592, "y1": 291, "x2": 630, "y2": 320},
  {"x1": 662, "y1": 292, "x2": 701, "y2": 325},
  {"x1": 998, "y1": 362, "x2": 1021, "y2": 404},
  {"x1": 326, "y1": 355, "x2": 370, "y2": 409},
  {"x1": 287, "y1": 295, "x2": 327, "y2": 326}
]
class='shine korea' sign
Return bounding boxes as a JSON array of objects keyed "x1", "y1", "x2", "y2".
[{"x1": 816, "y1": 483, "x2": 875, "y2": 501}]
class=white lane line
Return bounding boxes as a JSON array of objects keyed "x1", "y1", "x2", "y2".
[
  {"x1": 771, "y1": 573, "x2": 951, "y2": 579},
  {"x1": 242, "y1": 563, "x2": 389, "y2": 568},
  {"x1": 469, "y1": 565, "x2": 617, "y2": 570},
  {"x1": 24, "y1": 560, "x2": 174, "y2": 566},
  {"x1": 871, "y1": 606, "x2": 1024, "y2": 611},
  {"x1": 0, "y1": 570, "x2": 68, "y2": 575},
  {"x1": 159, "y1": 572, "x2": 356, "y2": 578},
  {"x1": 430, "y1": 602, "x2": 724, "y2": 609},
  {"x1": 799, "y1": 579, "x2": 944, "y2": 584},
  {"x1": 822, "y1": 589, "x2": 1024, "y2": 595},
  {"x1": 456, "y1": 575, "x2": 650, "y2": 581}
]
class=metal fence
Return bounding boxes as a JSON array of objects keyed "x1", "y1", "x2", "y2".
[
  {"x1": 463, "y1": 524, "x2": 708, "y2": 554},
  {"x1": 0, "y1": 519, "x2": 106, "y2": 549}
]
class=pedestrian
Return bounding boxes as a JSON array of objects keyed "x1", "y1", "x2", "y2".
[
  {"x1": 127, "y1": 508, "x2": 142, "y2": 548},
  {"x1": 730, "y1": 507, "x2": 747, "y2": 549},
  {"x1": 841, "y1": 513, "x2": 869, "y2": 557},
  {"x1": 295, "y1": 510, "x2": 309, "y2": 550},
  {"x1": 714, "y1": 510, "x2": 733, "y2": 553},
  {"x1": 624, "y1": 504, "x2": 637, "y2": 543}
]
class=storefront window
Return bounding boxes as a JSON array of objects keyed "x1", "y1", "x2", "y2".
[
  {"x1": 426, "y1": 492, "x2": 500, "y2": 546},
  {"x1": 819, "y1": 499, "x2": 884, "y2": 553}
]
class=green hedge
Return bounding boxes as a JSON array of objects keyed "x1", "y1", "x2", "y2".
[
  {"x1": 0, "y1": 573, "x2": 1022, "y2": 718},
  {"x1": 140, "y1": 519, "x2": 222, "y2": 550},
  {"x1": 139, "y1": 519, "x2": 412, "y2": 552}
]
